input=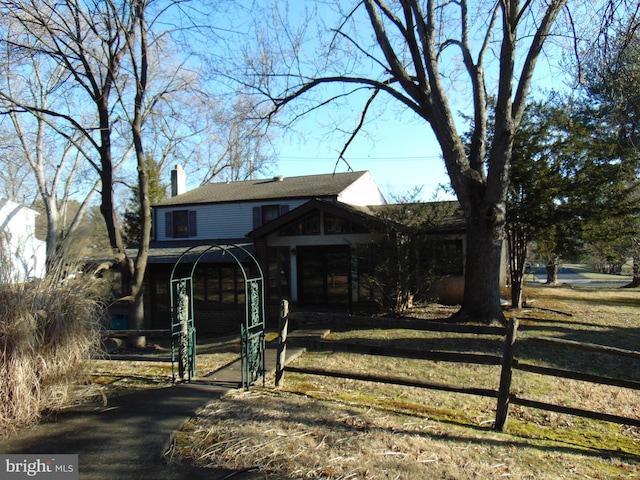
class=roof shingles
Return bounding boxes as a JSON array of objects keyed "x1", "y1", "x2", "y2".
[{"x1": 155, "y1": 171, "x2": 368, "y2": 207}]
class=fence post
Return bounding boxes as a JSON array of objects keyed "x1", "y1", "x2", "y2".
[
  {"x1": 275, "y1": 298, "x2": 289, "y2": 387},
  {"x1": 495, "y1": 317, "x2": 518, "y2": 431}
]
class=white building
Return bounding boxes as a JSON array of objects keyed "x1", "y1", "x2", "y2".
[{"x1": 0, "y1": 199, "x2": 46, "y2": 283}]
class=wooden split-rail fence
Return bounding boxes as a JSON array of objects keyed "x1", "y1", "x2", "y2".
[{"x1": 275, "y1": 300, "x2": 640, "y2": 432}]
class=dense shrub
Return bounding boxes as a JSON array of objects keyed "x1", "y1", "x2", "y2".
[{"x1": 0, "y1": 272, "x2": 104, "y2": 433}]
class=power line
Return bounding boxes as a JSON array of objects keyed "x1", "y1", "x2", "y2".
[{"x1": 278, "y1": 155, "x2": 442, "y2": 162}]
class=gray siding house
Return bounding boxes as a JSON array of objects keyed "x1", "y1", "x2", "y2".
[{"x1": 144, "y1": 168, "x2": 466, "y2": 335}]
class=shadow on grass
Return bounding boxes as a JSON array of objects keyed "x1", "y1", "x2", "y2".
[
  {"x1": 311, "y1": 319, "x2": 640, "y2": 382},
  {"x1": 202, "y1": 392, "x2": 640, "y2": 468}
]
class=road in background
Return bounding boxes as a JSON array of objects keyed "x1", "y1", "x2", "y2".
[{"x1": 524, "y1": 265, "x2": 632, "y2": 287}]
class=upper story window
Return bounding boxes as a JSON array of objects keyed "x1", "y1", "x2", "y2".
[
  {"x1": 262, "y1": 205, "x2": 280, "y2": 224},
  {"x1": 252, "y1": 204, "x2": 289, "y2": 229},
  {"x1": 165, "y1": 210, "x2": 197, "y2": 238}
]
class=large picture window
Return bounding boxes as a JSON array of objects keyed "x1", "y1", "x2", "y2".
[
  {"x1": 429, "y1": 238, "x2": 464, "y2": 275},
  {"x1": 192, "y1": 264, "x2": 246, "y2": 306}
]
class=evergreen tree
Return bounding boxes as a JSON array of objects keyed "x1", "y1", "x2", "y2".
[
  {"x1": 503, "y1": 95, "x2": 639, "y2": 306},
  {"x1": 506, "y1": 100, "x2": 565, "y2": 305},
  {"x1": 580, "y1": 18, "x2": 640, "y2": 285},
  {"x1": 123, "y1": 156, "x2": 167, "y2": 247}
]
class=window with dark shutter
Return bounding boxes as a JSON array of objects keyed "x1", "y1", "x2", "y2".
[
  {"x1": 188, "y1": 210, "x2": 197, "y2": 236},
  {"x1": 165, "y1": 210, "x2": 197, "y2": 238},
  {"x1": 165, "y1": 211, "x2": 173, "y2": 238},
  {"x1": 253, "y1": 204, "x2": 288, "y2": 230},
  {"x1": 253, "y1": 206, "x2": 261, "y2": 229}
]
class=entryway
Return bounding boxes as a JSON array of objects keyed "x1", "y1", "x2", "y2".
[
  {"x1": 170, "y1": 244, "x2": 266, "y2": 389},
  {"x1": 297, "y1": 245, "x2": 351, "y2": 308}
]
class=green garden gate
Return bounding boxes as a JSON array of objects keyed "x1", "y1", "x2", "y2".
[{"x1": 169, "y1": 244, "x2": 266, "y2": 388}]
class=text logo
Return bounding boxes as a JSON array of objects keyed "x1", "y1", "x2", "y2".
[{"x1": 0, "y1": 455, "x2": 78, "y2": 479}]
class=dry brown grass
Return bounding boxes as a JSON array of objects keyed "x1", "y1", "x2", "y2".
[
  {"x1": 170, "y1": 387, "x2": 638, "y2": 479},
  {"x1": 168, "y1": 282, "x2": 640, "y2": 479},
  {"x1": 0, "y1": 272, "x2": 104, "y2": 434},
  {"x1": 84, "y1": 345, "x2": 240, "y2": 399}
]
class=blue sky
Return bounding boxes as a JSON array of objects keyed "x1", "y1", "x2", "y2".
[
  {"x1": 254, "y1": 2, "x2": 576, "y2": 204},
  {"x1": 272, "y1": 110, "x2": 451, "y2": 203}
]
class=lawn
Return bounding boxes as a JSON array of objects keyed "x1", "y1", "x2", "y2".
[
  {"x1": 167, "y1": 282, "x2": 640, "y2": 479},
  {"x1": 79, "y1": 335, "x2": 241, "y2": 402}
]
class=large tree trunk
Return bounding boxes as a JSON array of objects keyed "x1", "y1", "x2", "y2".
[
  {"x1": 452, "y1": 202, "x2": 507, "y2": 325},
  {"x1": 127, "y1": 288, "x2": 146, "y2": 349}
]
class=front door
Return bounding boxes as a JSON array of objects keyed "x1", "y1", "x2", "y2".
[{"x1": 297, "y1": 245, "x2": 350, "y2": 308}]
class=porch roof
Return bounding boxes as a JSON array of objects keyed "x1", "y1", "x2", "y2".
[
  {"x1": 142, "y1": 240, "x2": 254, "y2": 264},
  {"x1": 247, "y1": 198, "x2": 385, "y2": 238}
]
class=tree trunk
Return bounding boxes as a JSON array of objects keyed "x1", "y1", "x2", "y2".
[
  {"x1": 127, "y1": 288, "x2": 146, "y2": 349},
  {"x1": 44, "y1": 200, "x2": 60, "y2": 276},
  {"x1": 624, "y1": 238, "x2": 640, "y2": 288},
  {"x1": 545, "y1": 260, "x2": 559, "y2": 284},
  {"x1": 623, "y1": 254, "x2": 640, "y2": 288},
  {"x1": 125, "y1": 4, "x2": 151, "y2": 349},
  {"x1": 451, "y1": 202, "x2": 507, "y2": 325},
  {"x1": 507, "y1": 223, "x2": 528, "y2": 309}
]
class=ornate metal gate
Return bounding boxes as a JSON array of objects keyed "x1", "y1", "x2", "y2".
[
  {"x1": 170, "y1": 276, "x2": 196, "y2": 382},
  {"x1": 169, "y1": 244, "x2": 265, "y2": 388},
  {"x1": 170, "y1": 247, "x2": 200, "y2": 382},
  {"x1": 241, "y1": 266, "x2": 266, "y2": 389}
]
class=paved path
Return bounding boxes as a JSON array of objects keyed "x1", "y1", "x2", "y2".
[{"x1": 0, "y1": 330, "x2": 323, "y2": 479}]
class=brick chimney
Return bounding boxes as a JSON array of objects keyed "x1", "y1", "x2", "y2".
[{"x1": 171, "y1": 165, "x2": 186, "y2": 197}]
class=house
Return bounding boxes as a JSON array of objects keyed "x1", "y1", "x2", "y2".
[
  {"x1": 0, "y1": 198, "x2": 46, "y2": 283},
  {"x1": 144, "y1": 167, "x2": 467, "y2": 334}
]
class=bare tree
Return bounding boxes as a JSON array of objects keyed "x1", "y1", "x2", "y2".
[
  {"x1": 235, "y1": 0, "x2": 575, "y2": 323},
  {"x1": 0, "y1": 41, "x2": 102, "y2": 270},
  {"x1": 0, "y1": 0, "x2": 275, "y2": 346},
  {"x1": 0, "y1": 0, "x2": 219, "y2": 347},
  {"x1": 0, "y1": 118, "x2": 35, "y2": 204},
  {"x1": 200, "y1": 95, "x2": 277, "y2": 183}
]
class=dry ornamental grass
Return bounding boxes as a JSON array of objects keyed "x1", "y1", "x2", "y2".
[{"x1": 0, "y1": 273, "x2": 103, "y2": 434}]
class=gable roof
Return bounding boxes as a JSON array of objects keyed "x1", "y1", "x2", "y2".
[
  {"x1": 248, "y1": 198, "x2": 385, "y2": 238},
  {"x1": 154, "y1": 171, "x2": 371, "y2": 207},
  {"x1": 249, "y1": 198, "x2": 465, "y2": 238}
]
